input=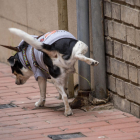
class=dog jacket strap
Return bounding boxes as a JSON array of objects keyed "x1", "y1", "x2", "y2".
[
  {"x1": 22, "y1": 47, "x2": 32, "y2": 71},
  {"x1": 31, "y1": 48, "x2": 49, "y2": 74}
]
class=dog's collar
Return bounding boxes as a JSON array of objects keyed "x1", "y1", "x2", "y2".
[
  {"x1": 22, "y1": 47, "x2": 32, "y2": 71},
  {"x1": 22, "y1": 46, "x2": 49, "y2": 74}
]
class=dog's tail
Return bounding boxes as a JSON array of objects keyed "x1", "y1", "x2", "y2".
[{"x1": 9, "y1": 28, "x2": 43, "y2": 50}]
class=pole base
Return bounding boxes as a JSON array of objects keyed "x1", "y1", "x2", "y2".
[{"x1": 70, "y1": 90, "x2": 91, "y2": 109}]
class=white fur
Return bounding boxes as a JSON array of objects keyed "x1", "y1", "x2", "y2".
[
  {"x1": 35, "y1": 77, "x2": 46, "y2": 107},
  {"x1": 9, "y1": 28, "x2": 42, "y2": 49},
  {"x1": 9, "y1": 28, "x2": 99, "y2": 116}
]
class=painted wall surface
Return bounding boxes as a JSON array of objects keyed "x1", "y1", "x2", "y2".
[{"x1": 0, "y1": 0, "x2": 78, "y2": 64}]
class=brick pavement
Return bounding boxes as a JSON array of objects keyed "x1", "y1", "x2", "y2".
[{"x1": 0, "y1": 62, "x2": 140, "y2": 140}]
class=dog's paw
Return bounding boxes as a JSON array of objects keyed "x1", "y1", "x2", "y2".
[
  {"x1": 35, "y1": 99, "x2": 45, "y2": 107},
  {"x1": 91, "y1": 61, "x2": 99, "y2": 66},
  {"x1": 64, "y1": 108, "x2": 73, "y2": 117}
]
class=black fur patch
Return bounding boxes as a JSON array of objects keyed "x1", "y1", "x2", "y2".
[
  {"x1": 42, "y1": 38, "x2": 78, "y2": 60},
  {"x1": 43, "y1": 53, "x2": 61, "y2": 78},
  {"x1": 18, "y1": 41, "x2": 29, "y2": 51},
  {"x1": 8, "y1": 53, "x2": 23, "y2": 75}
]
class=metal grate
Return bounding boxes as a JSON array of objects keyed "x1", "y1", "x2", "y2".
[
  {"x1": 0, "y1": 104, "x2": 16, "y2": 109},
  {"x1": 48, "y1": 132, "x2": 86, "y2": 140}
]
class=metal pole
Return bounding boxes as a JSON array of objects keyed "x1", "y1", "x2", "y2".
[
  {"x1": 91, "y1": 0, "x2": 106, "y2": 99},
  {"x1": 57, "y1": 0, "x2": 74, "y2": 98},
  {"x1": 76, "y1": 0, "x2": 91, "y2": 91}
]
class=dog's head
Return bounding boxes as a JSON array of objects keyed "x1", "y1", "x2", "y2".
[{"x1": 8, "y1": 53, "x2": 33, "y2": 85}]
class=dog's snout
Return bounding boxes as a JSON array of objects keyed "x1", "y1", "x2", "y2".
[{"x1": 15, "y1": 79, "x2": 22, "y2": 85}]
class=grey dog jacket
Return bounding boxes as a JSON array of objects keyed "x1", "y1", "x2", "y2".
[{"x1": 17, "y1": 30, "x2": 76, "y2": 80}]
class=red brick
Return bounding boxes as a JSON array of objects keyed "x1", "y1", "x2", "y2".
[
  {"x1": 0, "y1": 86, "x2": 8, "y2": 90},
  {"x1": 108, "y1": 116, "x2": 139, "y2": 124},
  {"x1": 91, "y1": 122, "x2": 140, "y2": 132},
  {"x1": 83, "y1": 129, "x2": 121, "y2": 137},
  {"x1": 2, "y1": 108, "x2": 24, "y2": 113},
  {"x1": 7, "y1": 109, "x2": 54, "y2": 116},
  {"x1": 63, "y1": 128, "x2": 92, "y2": 134},
  {"x1": 0, "y1": 87, "x2": 38, "y2": 94},
  {"x1": 121, "y1": 126, "x2": 140, "y2": 132},
  {"x1": 31, "y1": 121, "x2": 78, "y2": 130},
  {"x1": 0, "y1": 134, "x2": 14, "y2": 138},
  {"x1": 0, "y1": 114, "x2": 36, "y2": 122},
  {"x1": 79, "y1": 115, "x2": 126, "y2": 124},
  {"x1": 60, "y1": 121, "x2": 109, "y2": 131},
  {"x1": 0, "y1": 128, "x2": 30, "y2": 135},
  {"x1": 3, "y1": 134, "x2": 45, "y2": 140},
  {"x1": 14, "y1": 121, "x2": 48, "y2": 129},
  {"x1": 12, "y1": 127, "x2": 61, "y2": 136},
  {"x1": 7, "y1": 83, "x2": 38, "y2": 89},
  {"x1": 69, "y1": 136, "x2": 137, "y2": 140},
  {"x1": 0, "y1": 120, "x2": 20, "y2": 127},
  {"x1": 33, "y1": 138, "x2": 51, "y2": 140},
  {"x1": 0, "y1": 92, "x2": 18, "y2": 97},
  {"x1": 106, "y1": 132, "x2": 140, "y2": 138},
  {"x1": 1, "y1": 93, "x2": 38, "y2": 99}
]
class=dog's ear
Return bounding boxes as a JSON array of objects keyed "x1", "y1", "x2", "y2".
[{"x1": 7, "y1": 56, "x2": 17, "y2": 66}]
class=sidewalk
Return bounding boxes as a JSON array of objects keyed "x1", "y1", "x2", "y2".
[{"x1": 0, "y1": 62, "x2": 140, "y2": 140}]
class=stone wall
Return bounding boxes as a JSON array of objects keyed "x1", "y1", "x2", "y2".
[{"x1": 104, "y1": 0, "x2": 140, "y2": 117}]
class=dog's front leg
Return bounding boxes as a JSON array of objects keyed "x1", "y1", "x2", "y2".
[{"x1": 35, "y1": 76, "x2": 46, "y2": 107}]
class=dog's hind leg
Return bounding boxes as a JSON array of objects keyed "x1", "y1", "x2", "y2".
[
  {"x1": 53, "y1": 73, "x2": 73, "y2": 116},
  {"x1": 35, "y1": 76, "x2": 46, "y2": 107},
  {"x1": 75, "y1": 54, "x2": 99, "y2": 66}
]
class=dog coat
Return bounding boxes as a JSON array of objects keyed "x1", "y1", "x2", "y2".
[{"x1": 17, "y1": 30, "x2": 76, "y2": 80}]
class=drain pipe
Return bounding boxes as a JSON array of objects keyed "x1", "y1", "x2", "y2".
[
  {"x1": 70, "y1": 0, "x2": 91, "y2": 109},
  {"x1": 76, "y1": 0, "x2": 91, "y2": 91},
  {"x1": 91, "y1": 0, "x2": 107, "y2": 99}
]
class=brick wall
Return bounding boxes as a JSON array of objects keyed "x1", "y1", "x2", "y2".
[{"x1": 104, "y1": 0, "x2": 140, "y2": 118}]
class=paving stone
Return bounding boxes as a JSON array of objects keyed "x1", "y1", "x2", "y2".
[
  {"x1": 134, "y1": 0, "x2": 140, "y2": 7},
  {"x1": 138, "y1": 69, "x2": 140, "y2": 84},
  {"x1": 112, "y1": 3, "x2": 121, "y2": 20},
  {"x1": 126, "y1": 26, "x2": 136, "y2": 45},
  {"x1": 121, "y1": 5, "x2": 139, "y2": 27},
  {"x1": 128, "y1": 65, "x2": 138, "y2": 83},
  {"x1": 125, "y1": 82, "x2": 140, "y2": 104},
  {"x1": 106, "y1": 56, "x2": 111, "y2": 73},
  {"x1": 113, "y1": 22, "x2": 126, "y2": 41},
  {"x1": 113, "y1": 94, "x2": 131, "y2": 113},
  {"x1": 0, "y1": 62, "x2": 140, "y2": 139},
  {"x1": 136, "y1": 29, "x2": 140, "y2": 47},
  {"x1": 131, "y1": 102, "x2": 140, "y2": 118},
  {"x1": 106, "y1": 20, "x2": 114, "y2": 37},
  {"x1": 114, "y1": 41, "x2": 123, "y2": 59},
  {"x1": 104, "y1": 1, "x2": 112, "y2": 18},
  {"x1": 123, "y1": 44, "x2": 140, "y2": 66},
  {"x1": 116, "y1": 78, "x2": 125, "y2": 97},
  {"x1": 125, "y1": 0, "x2": 135, "y2": 5},
  {"x1": 110, "y1": 58, "x2": 128, "y2": 79},
  {"x1": 107, "y1": 75, "x2": 116, "y2": 92},
  {"x1": 105, "y1": 38, "x2": 114, "y2": 55}
]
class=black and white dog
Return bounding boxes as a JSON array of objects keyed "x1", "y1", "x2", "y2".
[{"x1": 6, "y1": 28, "x2": 99, "y2": 116}]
